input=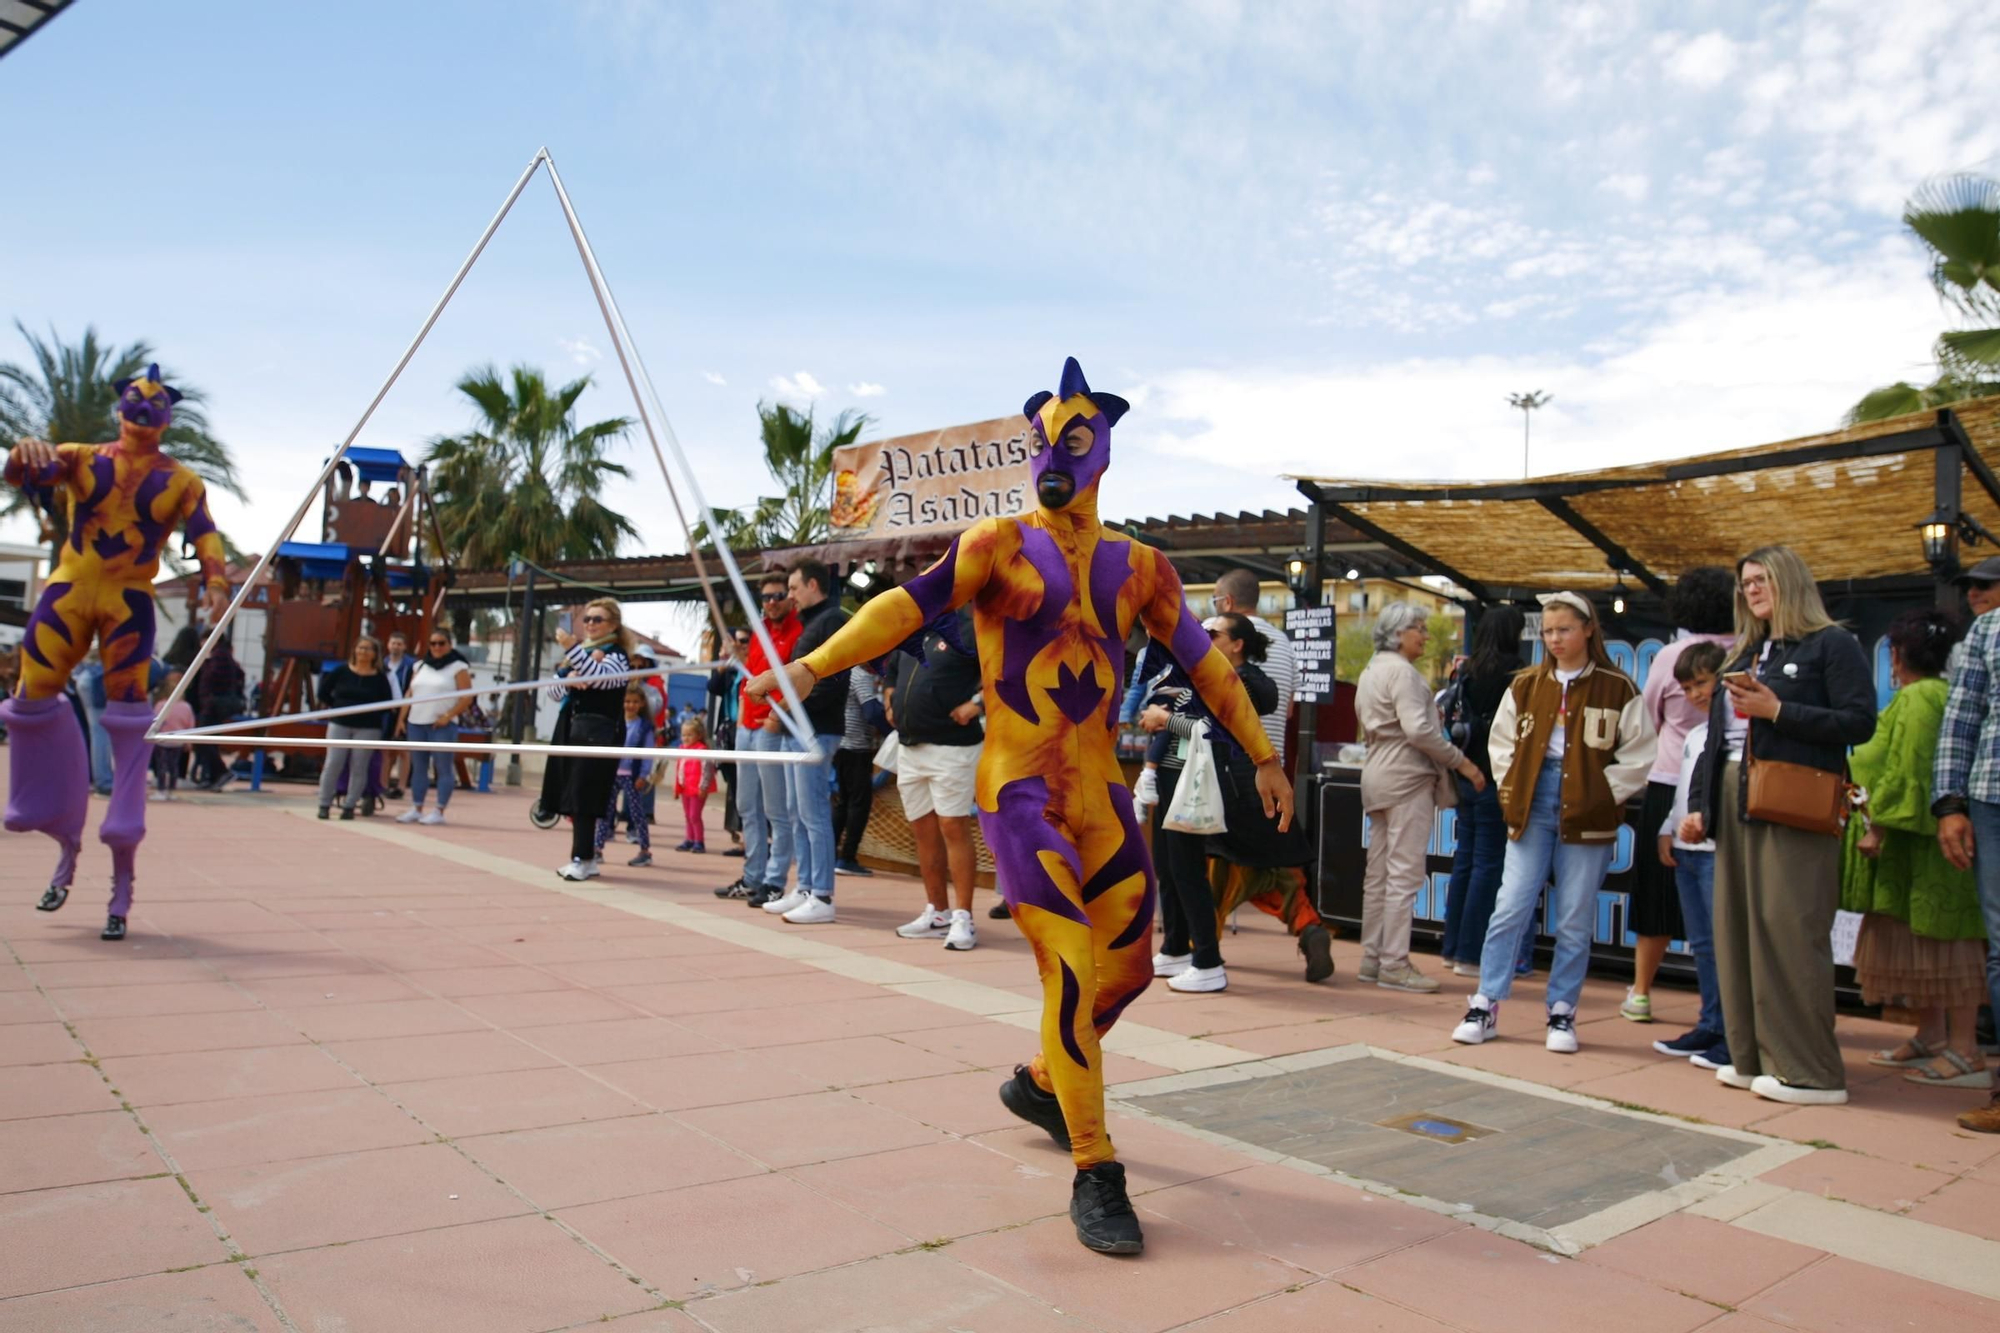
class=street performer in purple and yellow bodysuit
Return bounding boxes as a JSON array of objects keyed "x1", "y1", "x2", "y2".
[
  {"x1": 3, "y1": 365, "x2": 229, "y2": 941},
  {"x1": 748, "y1": 358, "x2": 1292, "y2": 1255}
]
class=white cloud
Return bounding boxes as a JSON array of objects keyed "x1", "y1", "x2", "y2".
[
  {"x1": 770, "y1": 370, "x2": 826, "y2": 399},
  {"x1": 558, "y1": 337, "x2": 602, "y2": 366},
  {"x1": 700, "y1": 370, "x2": 727, "y2": 386},
  {"x1": 1599, "y1": 173, "x2": 1650, "y2": 203},
  {"x1": 848, "y1": 381, "x2": 887, "y2": 397},
  {"x1": 1661, "y1": 31, "x2": 1741, "y2": 89}
]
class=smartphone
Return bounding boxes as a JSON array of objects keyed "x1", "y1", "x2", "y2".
[
  {"x1": 1721, "y1": 670, "x2": 1752, "y2": 687},
  {"x1": 558, "y1": 612, "x2": 574, "y2": 635}
]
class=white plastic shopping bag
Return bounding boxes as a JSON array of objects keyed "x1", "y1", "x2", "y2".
[{"x1": 1162, "y1": 721, "x2": 1227, "y2": 836}]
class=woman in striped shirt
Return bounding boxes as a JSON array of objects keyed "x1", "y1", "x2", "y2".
[{"x1": 542, "y1": 598, "x2": 634, "y2": 881}]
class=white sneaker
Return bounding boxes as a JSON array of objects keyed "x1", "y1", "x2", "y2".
[
  {"x1": 896, "y1": 907, "x2": 951, "y2": 939},
  {"x1": 1152, "y1": 951, "x2": 1193, "y2": 978},
  {"x1": 1452, "y1": 997, "x2": 1498, "y2": 1045},
  {"x1": 1167, "y1": 964, "x2": 1227, "y2": 993},
  {"x1": 419, "y1": 810, "x2": 445, "y2": 826},
  {"x1": 1714, "y1": 1065, "x2": 1756, "y2": 1090},
  {"x1": 763, "y1": 887, "x2": 811, "y2": 915},
  {"x1": 944, "y1": 910, "x2": 977, "y2": 951},
  {"x1": 1545, "y1": 1002, "x2": 1580, "y2": 1054},
  {"x1": 397, "y1": 807, "x2": 424, "y2": 824},
  {"x1": 783, "y1": 894, "x2": 836, "y2": 924},
  {"x1": 1750, "y1": 1074, "x2": 1847, "y2": 1106},
  {"x1": 1452, "y1": 961, "x2": 1478, "y2": 977},
  {"x1": 1133, "y1": 767, "x2": 1159, "y2": 808},
  {"x1": 557, "y1": 858, "x2": 599, "y2": 881}
]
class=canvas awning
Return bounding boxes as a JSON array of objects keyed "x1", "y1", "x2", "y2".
[
  {"x1": 0, "y1": 0, "x2": 74, "y2": 61},
  {"x1": 1292, "y1": 400, "x2": 2000, "y2": 602}
]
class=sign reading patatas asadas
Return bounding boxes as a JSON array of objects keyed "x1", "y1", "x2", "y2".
[{"x1": 829, "y1": 416, "x2": 1032, "y2": 540}]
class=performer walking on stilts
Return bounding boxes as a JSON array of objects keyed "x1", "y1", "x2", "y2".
[
  {"x1": 2, "y1": 366, "x2": 229, "y2": 941},
  {"x1": 749, "y1": 357, "x2": 1292, "y2": 1255}
]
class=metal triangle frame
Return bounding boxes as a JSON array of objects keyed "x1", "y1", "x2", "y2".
[{"x1": 149, "y1": 147, "x2": 819, "y2": 766}]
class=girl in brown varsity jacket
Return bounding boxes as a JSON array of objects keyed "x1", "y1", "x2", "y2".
[{"x1": 1452, "y1": 592, "x2": 1657, "y2": 1053}]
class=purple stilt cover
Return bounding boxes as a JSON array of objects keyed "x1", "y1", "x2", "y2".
[
  {"x1": 98, "y1": 700, "x2": 155, "y2": 916},
  {"x1": 1, "y1": 694, "x2": 88, "y2": 890}
]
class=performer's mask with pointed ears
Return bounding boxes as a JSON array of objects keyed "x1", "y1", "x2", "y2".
[
  {"x1": 113, "y1": 363, "x2": 183, "y2": 434},
  {"x1": 1022, "y1": 357, "x2": 1130, "y2": 512}
]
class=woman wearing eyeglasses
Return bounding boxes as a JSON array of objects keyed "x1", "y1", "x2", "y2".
[
  {"x1": 1683, "y1": 547, "x2": 1876, "y2": 1106},
  {"x1": 395, "y1": 627, "x2": 474, "y2": 827},
  {"x1": 542, "y1": 598, "x2": 635, "y2": 880}
]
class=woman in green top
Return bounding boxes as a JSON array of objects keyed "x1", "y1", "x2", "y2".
[{"x1": 1842, "y1": 608, "x2": 1991, "y2": 1089}]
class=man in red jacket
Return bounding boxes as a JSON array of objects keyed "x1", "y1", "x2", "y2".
[{"x1": 716, "y1": 571, "x2": 803, "y2": 904}]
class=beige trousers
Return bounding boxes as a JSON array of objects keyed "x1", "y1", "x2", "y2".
[
  {"x1": 1362, "y1": 796, "x2": 1436, "y2": 971},
  {"x1": 1712, "y1": 765, "x2": 1846, "y2": 1091}
]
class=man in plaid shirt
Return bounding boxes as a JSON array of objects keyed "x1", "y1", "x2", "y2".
[{"x1": 1932, "y1": 588, "x2": 2000, "y2": 1135}]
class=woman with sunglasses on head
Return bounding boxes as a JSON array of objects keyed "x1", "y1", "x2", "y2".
[
  {"x1": 395, "y1": 626, "x2": 474, "y2": 827},
  {"x1": 542, "y1": 599, "x2": 635, "y2": 881},
  {"x1": 1682, "y1": 547, "x2": 1876, "y2": 1106}
]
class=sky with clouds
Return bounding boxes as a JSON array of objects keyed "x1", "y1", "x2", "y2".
[{"x1": 3, "y1": 0, "x2": 1997, "y2": 566}]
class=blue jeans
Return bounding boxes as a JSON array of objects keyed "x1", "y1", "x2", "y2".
[
  {"x1": 80, "y1": 690, "x2": 113, "y2": 792},
  {"x1": 1442, "y1": 777, "x2": 1506, "y2": 962},
  {"x1": 1672, "y1": 848, "x2": 1722, "y2": 1035},
  {"x1": 1477, "y1": 756, "x2": 1615, "y2": 1010},
  {"x1": 738, "y1": 726, "x2": 793, "y2": 888},
  {"x1": 784, "y1": 732, "x2": 841, "y2": 898},
  {"x1": 1968, "y1": 800, "x2": 2000, "y2": 1024},
  {"x1": 406, "y1": 721, "x2": 458, "y2": 809}
]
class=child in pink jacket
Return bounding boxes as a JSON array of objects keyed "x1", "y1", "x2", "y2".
[{"x1": 671, "y1": 717, "x2": 717, "y2": 853}]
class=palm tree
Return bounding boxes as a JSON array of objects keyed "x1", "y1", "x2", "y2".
[
  {"x1": 425, "y1": 364, "x2": 638, "y2": 567},
  {"x1": 1848, "y1": 174, "x2": 2000, "y2": 424},
  {"x1": 0, "y1": 323, "x2": 246, "y2": 546},
  {"x1": 692, "y1": 400, "x2": 871, "y2": 549}
]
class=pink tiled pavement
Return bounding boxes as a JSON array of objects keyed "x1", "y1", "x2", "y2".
[{"x1": 4, "y1": 768, "x2": 1999, "y2": 1329}]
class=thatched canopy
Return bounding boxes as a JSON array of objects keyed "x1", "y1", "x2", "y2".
[{"x1": 1293, "y1": 400, "x2": 2000, "y2": 601}]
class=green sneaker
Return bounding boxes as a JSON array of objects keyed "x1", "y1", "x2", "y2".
[{"x1": 1620, "y1": 990, "x2": 1653, "y2": 1023}]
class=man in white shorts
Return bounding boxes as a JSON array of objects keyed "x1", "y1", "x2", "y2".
[{"x1": 889, "y1": 609, "x2": 985, "y2": 950}]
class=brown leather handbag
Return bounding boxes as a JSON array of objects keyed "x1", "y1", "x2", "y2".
[{"x1": 1744, "y1": 747, "x2": 1850, "y2": 837}]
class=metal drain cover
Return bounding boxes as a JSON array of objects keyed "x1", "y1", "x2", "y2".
[{"x1": 1375, "y1": 1112, "x2": 1497, "y2": 1145}]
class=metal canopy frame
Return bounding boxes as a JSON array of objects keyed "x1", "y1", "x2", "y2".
[{"x1": 151, "y1": 148, "x2": 820, "y2": 763}]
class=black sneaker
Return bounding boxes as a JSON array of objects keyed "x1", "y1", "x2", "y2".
[
  {"x1": 723, "y1": 846, "x2": 746, "y2": 858},
  {"x1": 1070, "y1": 1161, "x2": 1144, "y2": 1255},
  {"x1": 628, "y1": 852, "x2": 653, "y2": 867},
  {"x1": 987, "y1": 900, "x2": 1012, "y2": 920},
  {"x1": 1690, "y1": 1040, "x2": 1733, "y2": 1071},
  {"x1": 998, "y1": 1065, "x2": 1070, "y2": 1149},
  {"x1": 746, "y1": 884, "x2": 781, "y2": 909},
  {"x1": 834, "y1": 858, "x2": 874, "y2": 877},
  {"x1": 101, "y1": 914, "x2": 127, "y2": 942},
  {"x1": 1653, "y1": 1027, "x2": 1720, "y2": 1058},
  {"x1": 36, "y1": 884, "x2": 68, "y2": 912},
  {"x1": 1299, "y1": 923, "x2": 1335, "y2": 984},
  {"x1": 714, "y1": 878, "x2": 752, "y2": 899}
]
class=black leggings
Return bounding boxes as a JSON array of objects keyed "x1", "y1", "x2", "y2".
[
  {"x1": 833, "y1": 747, "x2": 876, "y2": 861},
  {"x1": 1151, "y1": 766, "x2": 1223, "y2": 970}
]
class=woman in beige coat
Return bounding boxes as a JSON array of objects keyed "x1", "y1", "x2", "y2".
[{"x1": 1355, "y1": 603, "x2": 1486, "y2": 991}]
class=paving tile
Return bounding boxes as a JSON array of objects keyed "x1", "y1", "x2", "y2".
[
  {"x1": 256, "y1": 1214, "x2": 654, "y2": 1331},
  {"x1": 455, "y1": 988, "x2": 644, "y2": 1029},
  {"x1": 0, "y1": 1059, "x2": 117, "y2": 1121},
  {"x1": 557, "y1": 1173, "x2": 911, "y2": 1300},
  {"x1": 145, "y1": 1087, "x2": 432, "y2": 1172},
  {"x1": 69, "y1": 1009, "x2": 310, "y2": 1060},
  {"x1": 189, "y1": 1141, "x2": 530, "y2": 1255},
  {"x1": 514, "y1": 1015, "x2": 723, "y2": 1066},
  {"x1": 25, "y1": 958, "x2": 219, "y2": 989},
  {"x1": 238, "y1": 971, "x2": 422, "y2": 1008},
  {"x1": 585, "y1": 1049, "x2": 825, "y2": 1111},
  {"x1": 325, "y1": 1029, "x2": 560, "y2": 1084},
  {"x1": 385, "y1": 1066, "x2": 648, "y2": 1138},
  {"x1": 1905, "y1": 1176, "x2": 2000, "y2": 1241},
  {"x1": 0, "y1": 1021, "x2": 79, "y2": 1068},
  {"x1": 1753, "y1": 1104, "x2": 2000, "y2": 1174},
  {"x1": 1760, "y1": 1148, "x2": 1955, "y2": 1213},
  {"x1": 1744, "y1": 1254, "x2": 2000, "y2": 1330},
  {"x1": 790, "y1": 1139, "x2": 1074, "y2": 1238},
  {"x1": 951, "y1": 1210, "x2": 1313, "y2": 1333},
  {"x1": 1580, "y1": 1212, "x2": 1824, "y2": 1307},
  {"x1": 1431, "y1": 1035, "x2": 1637, "y2": 1088},
  {"x1": 398, "y1": 964, "x2": 572, "y2": 997},
  {"x1": 1182, "y1": 1279, "x2": 1460, "y2": 1332},
  {"x1": 1570, "y1": 1059, "x2": 1804, "y2": 1130},
  {"x1": 756, "y1": 1034, "x2": 975, "y2": 1088},
  {"x1": 97, "y1": 1046, "x2": 354, "y2": 1108},
  {"x1": 460, "y1": 1113, "x2": 763, "y2": 1208},
  {"x1": 686, "y1": 1248, "x2": 1090, "y2": 1333},
  {"x1": 0, "y1": 1175, "x2": 227, "y2": 1299},
  {"x1": 0, "y1": 1261, "x2": 283, "y2": 1332},
  {"x1": 892, "y1": 1020, "x2": 1043, "y2": 1069},
  {"x1": 1136, "y1": 1162, "x2": 1465, "y2": 1274},
  {"x1": 851, "y1": 1068, "x2": 1037, "y2": 1137},
  {"x1": 1220, "y1": 1015, "x2": 1449, "y2": 1058},
  {"x1": 0, "y1": 1109, "x2": 161, "y2": 1195},
  {"x1": 283, "y1": 997, "x2": 486, "y2": 1042},
  {"x1": 1341, "y1": 1227, "x2": 1721, "y2": 1333},
  {"x1": 673, "y1": 1089, "x2": 945, "y2": 1168},
  {"x1": 46, "y1": 982, "x2": 257, "y2": 1021}
]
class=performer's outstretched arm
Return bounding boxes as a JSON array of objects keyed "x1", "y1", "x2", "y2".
[
  {"x1": 4, "y1": 440, "x2": 89, "y2": 492},
  {"x1": 179, "y1": 478, "x2": 231, "y2": 621},
  {"x1": 772, "y1": 519, "x2": 1000, "y2": 696}
]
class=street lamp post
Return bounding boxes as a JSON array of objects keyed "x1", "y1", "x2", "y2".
[{"x1": 1508, "y1": 390, "x2": 1551, "y2": 478}]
